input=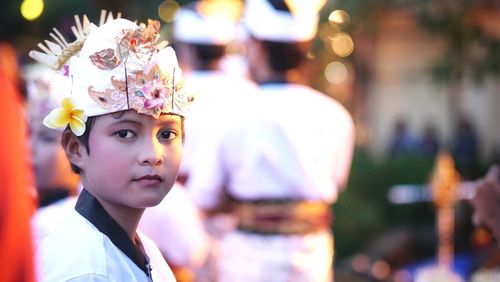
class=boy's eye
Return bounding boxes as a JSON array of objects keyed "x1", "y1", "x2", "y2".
[
  {"x1": 158, "y1": 130, "x2": 177, "y2": 141},
  {"x1": 115, "y1": 130, "x2": 136, "y2": 139}
]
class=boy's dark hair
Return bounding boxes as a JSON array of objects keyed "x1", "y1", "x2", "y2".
[
  {"x1": 64, "y1": 116, "x2": 97, "y2": 174},
  {"x1": 193, "y1": 44, "x2": 226, "y2": 70},
  {"x1": 63, "y1": 114, "x2": 185, "y2": 174},
  {"x1": 261, "y1": 40, "x2": 311, "y2": 72}
]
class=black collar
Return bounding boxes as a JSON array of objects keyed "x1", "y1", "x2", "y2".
[{"x1": 75, "y1": 189, "x2": 151, "y2": 276}]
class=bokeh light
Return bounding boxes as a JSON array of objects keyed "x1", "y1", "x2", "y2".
[
  {"x1": 318, "y1": 23, "x2": 340, "y2": 42},
  {"x1": 328, "y1": 10, "x2": 350, "y2": 28},
  {"x1": 158, "y1": 0, "x2": 180, "y2": 23},
  {"x1": 324, "y1": 61, "x2": 348, "y2": 84},
  {"x1": 197, "y1": 0, "x2": 243, "y2": 22},
  {"x1": 351, "y1": 253, "x2": 371, "y2": 273},
  {"x1": 330, "y1": 32, "x2": 354, "y2": 57},
  {"x1": 371, "y1": 259, "x2": 391, "y2": 280},
  {"x1": 20, "y1": 0, "x2": 44, "y2": 21}
]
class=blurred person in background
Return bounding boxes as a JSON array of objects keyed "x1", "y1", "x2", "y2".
[
  {"x1": 469, "y1": 164, "x2": 500, "y2": 282},
  {"x1": 388, "y1": 118, "x2": 418, "y2": 158},
  {"x1": 22, "y1": 63, "x2": 81, "y2": 245},
  {"x1": 139, "y1": 182, "x2": 209, "y2": 282},
  {"x1": 173, "y1": 2, "x2": 258, "y2": 281},
  {"x1": 419, "y1": 123, "x2": 440, "y2": 158},
  {"x1": 0, "y1": 41, "x2": 36, "y2": 282},
  {"x1": 452, "y1": 116, "x2": 479, "y2": 180},
  {"x1": 174, "y1": 0, "x2": 258, "y2": 185},
  {"x1": 186, "y1": 0, "x2": 355, "y2": 281}
]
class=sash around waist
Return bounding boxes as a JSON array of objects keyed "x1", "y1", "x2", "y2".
[{"x1": 230, "y1": 198, "x2": 333, "y2": 235}]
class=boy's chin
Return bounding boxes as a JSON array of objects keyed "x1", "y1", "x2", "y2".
[{"x1": 138, "y1": 187, "x2": 172, "y2": 207}]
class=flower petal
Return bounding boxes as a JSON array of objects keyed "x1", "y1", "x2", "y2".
[
  {"x1": 69, "y1": 116, "x2": 86, "y2": 136},
  {"x1": 43, "y1": 108, "x2": 70, "y2": 128},
  {"x1": 43, "y1": 114, "x2": 58, "y2": 129},
  {"x1": 72, "y1": 109, "x2": 88, "y2": 123},
  {"x1": 144, "y1": 99, "x2": 158, "y2": 109},
  {"x1": 61, "y1": 97, "x2": 75, "y2": 112}
]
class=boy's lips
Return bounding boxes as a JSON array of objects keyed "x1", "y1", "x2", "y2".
[{"x1": 133, "y1": 175, "x2": 164, "y2": 185}]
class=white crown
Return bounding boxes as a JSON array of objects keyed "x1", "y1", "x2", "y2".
[
  {"x1": 29, "y1": 10, "x2": 120, "y2": 71},
  {"x1": 29, "y1": 12, "x2": 194, "y2": 136}
]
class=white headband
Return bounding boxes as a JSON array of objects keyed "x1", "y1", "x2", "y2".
[
  {"x1": 174, "y1": 5, "x2": 237, "y2": 45},
  {"x1": 244, "y1": 0, "x2": 325, "y2": 42}
]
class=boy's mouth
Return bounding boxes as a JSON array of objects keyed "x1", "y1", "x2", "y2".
[{"x1": 133, "y1": 175, "x2": 164, "y2": 185}]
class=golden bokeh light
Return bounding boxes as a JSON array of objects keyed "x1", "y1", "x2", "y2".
[
  {"x1": 328, "y1": 10, "x2": 350, "y2": 28},
  {"x1": 324, "y1": 61, "x2": 348, "y2": 84},
  {"x1": 158, "y1": 0, "x2": 180, "y2": 23},
  {"x1": 20, "y1": 0, "x2": 44, "y2": 21},
  {"x1": 318, "y1": 23, "x2": 340, "y2": 42},
  {"x1": 330, "y1": 32, "x2": 354, "y2": 57},
  {"x1": 197, "y1": 0, "x2": 244, "y2": 22}
]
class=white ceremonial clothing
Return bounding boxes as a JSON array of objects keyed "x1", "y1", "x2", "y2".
[
  {"x1": 180, "y1": 70, "x2": 258, "y2": 282},
  {"x1": 37, "y1": 193, "x2": 176, "y2": 282},
  {"x1": 31, "y1": 196, "x2": 77, "y2": 248},
  {"x1": 186, "y1": 82, "x2": 355, "y2": 282},
  {"x1": 139, "y1": 182, "x2": 209, "y2": 269},
  {"x1": 187, "y1": 83, "x2": 355, "y2": 206},
  {"x1": 218, "y1": 230, "x2": 334, "y2": 282},
  {"x1": 180, "y1": 70, "x2": 258, "y2": 179}
]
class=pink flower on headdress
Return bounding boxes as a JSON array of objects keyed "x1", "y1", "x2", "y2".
[{"x1": 143, "y1": 78, "x2": 169, "y2": 111}]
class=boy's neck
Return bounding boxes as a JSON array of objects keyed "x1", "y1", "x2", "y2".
[{"x1": 99, "y1": 200, "x2": 144, "y2": 242}]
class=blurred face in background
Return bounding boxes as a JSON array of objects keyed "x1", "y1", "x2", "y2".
[{"x1": 29, "y1": 109, "x2": 79, "y2": 193}]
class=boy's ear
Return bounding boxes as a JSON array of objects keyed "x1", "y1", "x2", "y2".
[{"x1": 61, "y1": 130, "x2": 86, "y2": 170}]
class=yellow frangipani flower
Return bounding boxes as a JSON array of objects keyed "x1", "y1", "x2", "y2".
[{"x1": 43, "y1": 97, "x2": 87, "y2": 136}]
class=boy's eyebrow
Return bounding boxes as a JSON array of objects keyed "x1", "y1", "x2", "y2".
[
  {"x1": 157, "y1": 119, "x2": 181, "y2": 127},
  {"x1": 108, "y1": 119, "x2": 142, "y2": 126}
]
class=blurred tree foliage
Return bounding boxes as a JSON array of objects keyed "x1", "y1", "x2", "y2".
[
  {"x1": 411, "y1": 0, "x2": 500, "y2": 84},
  {"x1": 332, "y1": 0, "x2": 500, "y2": 84}
]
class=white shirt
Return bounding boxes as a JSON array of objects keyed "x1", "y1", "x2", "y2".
[
  {"x1": 32, "y1": 196, "x2": 78, "y2": 248},
  {"x1": 37, "y1": 191, "x2": 176, "y2": 282},
  {"x1": 187, "y1": 83, "x2": 355, "y2": 207},
  {"x1": 139, "y1": 183, "x2": 209, "y2": 269},
  {"x1": 180, "y1": 70, "x2": 259, "y2": 178}
]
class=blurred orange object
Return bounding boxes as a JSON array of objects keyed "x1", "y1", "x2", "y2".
[{"x1": 0, "y1": 52, "x2": 35, "y2": 281}]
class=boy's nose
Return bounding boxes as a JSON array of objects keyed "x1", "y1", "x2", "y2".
[{"x1": 139, "y1": 138, "x2": 163, "y2": 166}]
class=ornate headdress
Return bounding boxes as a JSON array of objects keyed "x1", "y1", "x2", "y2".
[{"x1": 30, "y1": 11, "x2": 193, "y2": 136}]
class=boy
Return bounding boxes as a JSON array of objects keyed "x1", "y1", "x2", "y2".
[{"x1": 30, "y1": 14, "x2": 193, "y2": 281}]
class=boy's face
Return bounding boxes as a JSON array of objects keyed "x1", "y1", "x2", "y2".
[
  {"x1": 77, "y1": 110, "x2": 183, "y2": 209},
  {"x1": 29, "y1": 116, "x2": 77, "y2": 192}
]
